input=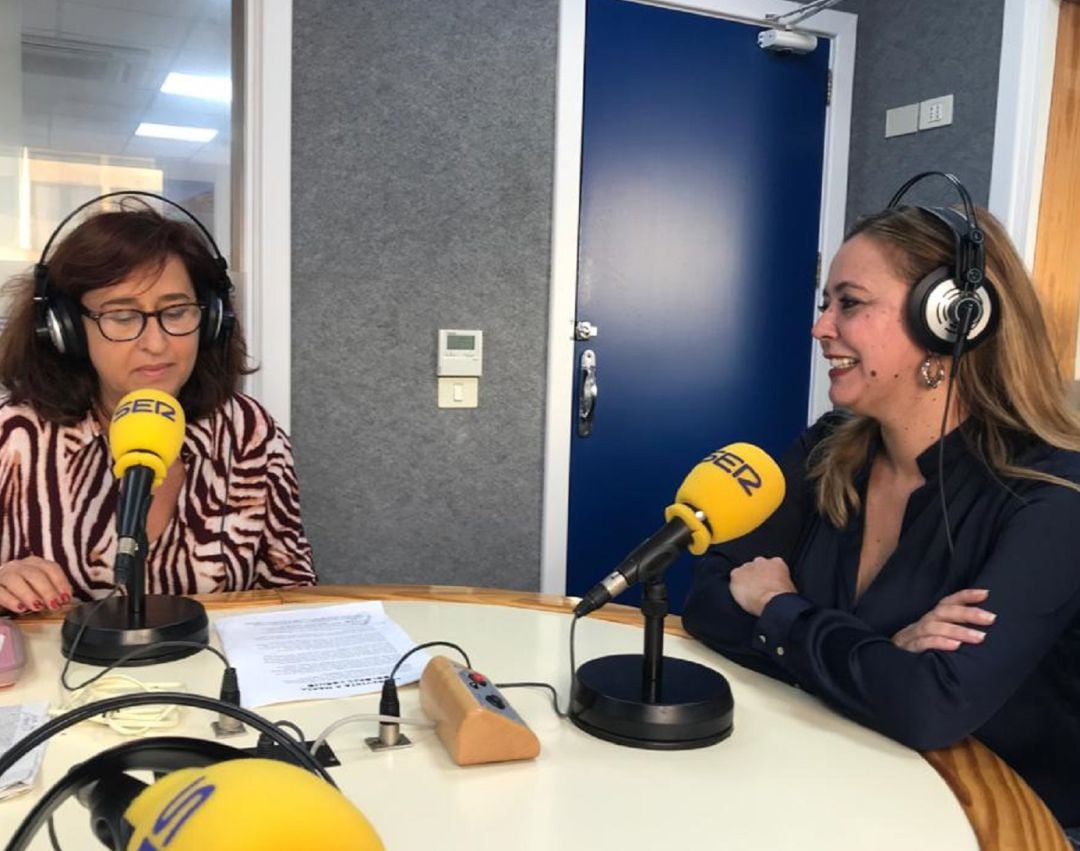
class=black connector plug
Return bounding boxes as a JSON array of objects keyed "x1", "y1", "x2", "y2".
[
  {"x1": 364, "y1": 676, "x2": 413, "y2": 751},
  {"x1": 378, "y1": 677, "x2": 402, "y2": 746},
  {"x1": 211, "y1": 666, "x2": 246, "y2": 737}
]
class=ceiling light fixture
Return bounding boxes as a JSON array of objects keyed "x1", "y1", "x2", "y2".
[
  {"x1": 160, "y1": 71, "x2": 232, "y2": 103},
  {"x1": 135, "y1": 122, "x2": 218, "y2": 143}
]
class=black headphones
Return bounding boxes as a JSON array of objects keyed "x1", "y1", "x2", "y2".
[
  {"x1": 1, "y1": 692, "x2": 334, "y2": 851},
  {"x1": 887, "y1": 171, "x2": 1000, "y2": 362},
  {"x1": 32, "y1": 191, "x2": 236, "y2": 360}
]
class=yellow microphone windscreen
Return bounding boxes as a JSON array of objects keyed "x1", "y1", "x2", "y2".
[
  {"x1": 665, "y1": 442, "x2": 785, "y2": 555},
  {"x1": 124, "y1": 758, "x2": 385, "y2": 851},
  {"x1": 109, "y1": 389, "x2": 186, "y2": 486}
]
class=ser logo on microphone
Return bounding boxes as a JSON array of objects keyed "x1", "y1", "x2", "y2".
[
  {"x1": 113, "y1": 397, "x2": 179, "y2": 422},
  {"x1": 131, "y1": 775, "x2": 216, "y2": 850},
  {"x1": 703, "y1": 448, "x2": 762, "y2": 496}
]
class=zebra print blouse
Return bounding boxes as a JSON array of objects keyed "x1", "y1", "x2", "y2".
[{"x1": 0, "y1": 393, "x2": 316, "y2": 599}]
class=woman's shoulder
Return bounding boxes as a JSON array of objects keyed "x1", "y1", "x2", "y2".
[
  {"x1": 0, "y1": 399, "x2": 39, "y2": 427},
  {"x1": 0, "y1": 399, "x2": 80, "y2": 434},
  {"x1": 1023, "y1": 441, "x2": 1080, "y2": 484},
  {"x1": 0, "y1": 399, "x2": 97, "y2": 453},
  {"x1": 210, "y1": 393, "x2": 291, "y2": 447}
]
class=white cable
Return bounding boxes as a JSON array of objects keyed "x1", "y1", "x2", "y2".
[
  {"x1": 768, "y1": 0, "x2": 845, "y2": 28},
  {"x1": 52, "y1": 674, "x2": 185, "y2": 736},
  {"x1": 309, "y1": 713, "x2": 434, "y2": 757}
]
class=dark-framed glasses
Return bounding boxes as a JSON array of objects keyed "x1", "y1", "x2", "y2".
[{"x1": 80, "y1": 303, "x2": 205, "y2": 342}]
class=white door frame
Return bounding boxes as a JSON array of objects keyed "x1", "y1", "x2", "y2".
[
  {"x1": 540, "y1": 0, "x2": 857, "y2": 594},
  {"x1": 241, "y1": 0, "x2": 294, "y2": 432},
  {"x1": 988, "y1": 0, "x2": 1060, "y2": 270}
]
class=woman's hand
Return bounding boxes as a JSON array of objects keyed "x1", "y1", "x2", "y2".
[
  {"x1": 0, "y1": 557, "x2": 73, "y2": 614},
  {"x1": 730, "y1": 556, "x2": 797, "y2": 617},
  {"x1": 892, "y1": 588, "x2": 996, "y2": 653}
]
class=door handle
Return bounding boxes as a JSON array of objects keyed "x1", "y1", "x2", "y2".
[{"x1": 578, "y1": 349, "x2": 598, "y2": 437}]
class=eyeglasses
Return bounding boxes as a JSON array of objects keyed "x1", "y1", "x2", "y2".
[{"x1": 80, "y1": 303, "x2": 205, "y2": 342}]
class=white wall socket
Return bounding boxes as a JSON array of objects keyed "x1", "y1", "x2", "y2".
[{"x1": 919, "y1": 94, "x2": 954, "y2": 130}]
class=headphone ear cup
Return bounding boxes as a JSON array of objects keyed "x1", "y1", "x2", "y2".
[
  {"x1": 44, "y1": 289, "x2": 88, "y2": 360},
  {"x1": 199, "y1": 288, "x2": 223, "y2": 349},
  {"x1": 906, "y1": 266, "x2": 999, "y2": 355},
  {"x1": 198, "y1": 274, "x2": 235, "y2": 350}
]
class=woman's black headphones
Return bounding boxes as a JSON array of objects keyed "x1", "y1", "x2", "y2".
[
  {"x1": 32, "y1": 191, "x2": 236, "y2": 360},
  {"x1": 887, "y1": 171, "x2": 1000, "y2": 361}
]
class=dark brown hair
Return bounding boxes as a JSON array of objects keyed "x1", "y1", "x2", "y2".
[{"x1": 0, "y1": 204, "x2": 253, "y2": 425}]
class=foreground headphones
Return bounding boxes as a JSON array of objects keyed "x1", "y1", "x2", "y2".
[
  {"x1": 887, "y1": 171, "x2": 1000, "y2": 360},
  {"x1": 1, "y1": 692, "x2": 335, "y2": 851},
  {"x1": 32, "y1": 191, "x2": 236, "y2": 360}
]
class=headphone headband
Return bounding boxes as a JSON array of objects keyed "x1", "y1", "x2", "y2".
[
  {"x1": 886, "y1": 170, "x2": 980, "y2": 229},
  {"x1": 37, "y1": 190, "x2": 229, "y2": 272},
  {"x1": 887, "y1": 171, "x2": 986, "y2": 293}
]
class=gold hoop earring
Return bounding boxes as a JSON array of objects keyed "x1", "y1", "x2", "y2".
[{"x1": 920, "y1": 354, "x2": 945, "y2": 389}]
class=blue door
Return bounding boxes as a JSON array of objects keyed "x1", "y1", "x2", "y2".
[{"x1": 567, "y1": 0, "x2": 830, "y2": 611}]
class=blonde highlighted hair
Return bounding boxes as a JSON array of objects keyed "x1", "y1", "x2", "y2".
[{"x1": 809, "y1": 205, "x2": 1080, "y2": 527}]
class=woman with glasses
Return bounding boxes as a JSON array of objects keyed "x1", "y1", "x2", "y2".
[{"x1": 0, "y1": 205, "x2": 316, "y2": 613}]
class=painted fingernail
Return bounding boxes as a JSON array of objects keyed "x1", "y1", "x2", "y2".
[
  {"x1": 48, "y1": 598, "x2": 59, "y2": 610},
  {"x1": 31, "y1": 600, "x2": 42, "y2": 610},
  {"x1": 61, "y1": 593, "x2": 71, "y2": 603},
  {"x1": 969, "y1": 630, "x2": 986, "y2": 641},
  {"x1": 983, "y1": 611, "x2": 997, "y2": 623},
  {"x1": 15, "y1": 604, "x2": 26, "y2": 613}
]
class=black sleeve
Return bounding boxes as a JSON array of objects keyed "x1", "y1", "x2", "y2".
[
  {"x1": 749, "y1": 482, "x2": 1080, "y2": 750},
  {"x1": 681, "y1": 417, "x2": 835, "y2": 681}
]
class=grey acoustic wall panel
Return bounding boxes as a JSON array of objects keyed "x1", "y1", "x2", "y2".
[
  {"x1": 835, "y1": 0, "x2": 1005, "y2": 222},
  {"x1": 291, "y1": 1, "x2": 558, "y2": 588}
]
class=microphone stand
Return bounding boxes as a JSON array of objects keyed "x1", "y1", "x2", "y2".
[
  {"x1": 641, "y1": 578, "x2": 666, "y2": 703},
  {"x1": 61, "y1": 469, "x2": 209, "y2": 667},
  {"x1": 570, "y1": 567, "x2": 734, "y2": 751}
]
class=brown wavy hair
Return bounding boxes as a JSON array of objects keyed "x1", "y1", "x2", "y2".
[
  {"x1": 0, "y1": 204, "x2": 253, "y2": 425},
  {"x1": 809, "y1": 205, "x2": 1080, "y2": 527}
]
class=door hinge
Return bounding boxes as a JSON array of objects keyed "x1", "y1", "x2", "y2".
[{"x1": 826, "y1": 70, "x2": 833, "y2": 106}]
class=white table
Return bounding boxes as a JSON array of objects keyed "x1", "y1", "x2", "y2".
[{"x1": 0, "y1": 585, "x2": 1067, "y2": 849}]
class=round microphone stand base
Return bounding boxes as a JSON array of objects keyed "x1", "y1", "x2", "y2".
[
  {"x1": 61, "y1": 596, "x2": 209, "y2": 666},
  {"x1": 570, "y1": 654, "x2": 733, "y2": 750}
]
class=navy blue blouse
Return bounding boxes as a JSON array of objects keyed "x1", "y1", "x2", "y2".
[{"x1": 683, "y1": 415, "x2": 1080, "y2": 828}]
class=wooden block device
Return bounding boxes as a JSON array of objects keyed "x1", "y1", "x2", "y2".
[{"x1": 419, "y1": 655, "x2": 540, "y2": 766}]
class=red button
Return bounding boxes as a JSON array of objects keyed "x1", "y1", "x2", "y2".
[{"x1": 468, "y1": 672, "x2": 487, "y2": 685}]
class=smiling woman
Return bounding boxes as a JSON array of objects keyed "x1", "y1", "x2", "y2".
[
  {"x1": 0, "y1": 201, "x2": 317, "y2": 613},
  {"x1": 683, "y1": 199, "x2": 1080, "y2": 836}
]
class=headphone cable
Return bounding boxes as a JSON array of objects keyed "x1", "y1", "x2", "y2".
[{"x1": 937, "y1": 368, "x2": 958, "y2": 558}]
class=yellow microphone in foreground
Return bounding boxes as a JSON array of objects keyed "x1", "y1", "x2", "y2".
[
  {"x1": 124, "y1": 758, "x2": 385, "y2": 851},
  {"x1": 574, "y1": 442, "x2": 785, "y2": 616},
  {"x1": 110, "y1": 388, "x2": 186, "y2": 487}
]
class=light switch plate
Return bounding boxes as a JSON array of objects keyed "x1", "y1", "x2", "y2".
[
  {"x1": 438, "y1": 377, "x2": 478, "y2": 408},
  {"x1": 885, "y1": 103, "x2": 919, "y2": 138}
]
